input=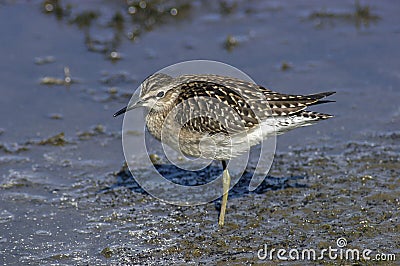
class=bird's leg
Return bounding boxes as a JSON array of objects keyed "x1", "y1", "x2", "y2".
[{"x1": 219, "y1": 160, "x2": 230, "y2": 226}]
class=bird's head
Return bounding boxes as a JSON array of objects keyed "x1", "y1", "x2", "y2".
[{"x1": 114, "y1": 73, "x2": 178, "y2": 117}]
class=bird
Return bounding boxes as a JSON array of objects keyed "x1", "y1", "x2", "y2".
[{"x1": 114, "y1": 73, "x2": 335, "y2": 226}]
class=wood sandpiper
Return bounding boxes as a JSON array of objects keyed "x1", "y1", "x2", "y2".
[{"x1": 114, "y1": 73, "x2": 335, "y2": 226}]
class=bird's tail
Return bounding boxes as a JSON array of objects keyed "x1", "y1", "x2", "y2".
[{"x1": 303, "y1": 91, "x2": 336, "y2": 107}]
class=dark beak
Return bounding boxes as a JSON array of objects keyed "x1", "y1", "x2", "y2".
[
  {"x1": 113, "y1": 106, "x2": 127, "y2": 117},
  {"x1": 113, "y1": 95, "x2": 143, "y2": 117}
]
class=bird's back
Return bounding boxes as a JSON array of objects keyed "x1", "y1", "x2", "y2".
[{"x1": 145, "y1": 74, "x2": 335, "y2": 160}]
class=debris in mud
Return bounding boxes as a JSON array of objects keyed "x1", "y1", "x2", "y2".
[
  {"x1": 48, "y1": 113, "x2": 63, "y2": 120},
  {"x1": 308, "y1": 1, "x2": 380, "y2": 27},
  {"x1": 149, "y1": 153, "x2": 161, "y2": 165},
  {"x1": 280, "y1": 61, "x2": 293, "y2": 71},
  {"x1": 223, "y1": 32, "x2": 254, "y2": 52},
  {"x1": 70, "y1": 11, "x2": 99, "y2": 28},
  {"x1": 224, "y1": 35, "x2": 239, "y2": 51},
  {"x1": 107, "y1": 87, "x2": 118, "y2": 95},
  {"x1": 37, "y1": 132, "x2": 67, "y2": 146},
  {"x1": 40, "y1": 77, "x2": 67, "y2": 85},
  {"x1": 110, "y1": 11, "x2": 124, "y2": 29},
  {"x1": 77, "y1": 124, "x2": 106, "y2": 140},
  {"x1": 101, "y1": 247, "x2": 113, "y2": 259},
  {"x1": 40, "y1": 67, "x2": 75, "y2": 86},
  {"x1": 108, "y1": 51, "x2": 123, "y2": 62},
  {"x1": 42, "y1": 0, "x2": 67, "y2": 19},
  {"x1": 42, "y1": 0, "x2": 192, "y2": 57}
]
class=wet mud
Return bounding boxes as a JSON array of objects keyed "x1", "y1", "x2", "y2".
[{"x1": 1, "y1": 0, "x2": 399, "y2": 265}]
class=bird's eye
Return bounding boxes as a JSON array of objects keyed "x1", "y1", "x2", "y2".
[{"x1": 156, "y1": 91, "x2": 165, "y2": 98}]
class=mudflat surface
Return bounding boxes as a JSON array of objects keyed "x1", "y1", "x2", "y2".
[{"x1": 0, "y1": 1, "x2": 399, "y2": 265}]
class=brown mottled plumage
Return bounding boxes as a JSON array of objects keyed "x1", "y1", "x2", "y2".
[{"x1": 114, "y1": 73, "x2": 335, "y2": 226}]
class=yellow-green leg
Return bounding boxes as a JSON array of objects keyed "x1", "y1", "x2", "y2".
[{"x1": 219, "y1": 160, "x2": 230, "y2": 226}]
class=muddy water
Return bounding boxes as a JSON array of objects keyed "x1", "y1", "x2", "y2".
[{"x1": 0, "y1": 1, "x2": 399, "y2": 265}]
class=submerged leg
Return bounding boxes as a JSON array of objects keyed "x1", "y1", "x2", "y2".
[{"x1": 218, "y1": 160, "x2": 231, "y2": 226}]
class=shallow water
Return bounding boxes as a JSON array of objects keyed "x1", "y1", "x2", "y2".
[{"x1": 0, "y1": 0, "x2": 399, "y2": 265}]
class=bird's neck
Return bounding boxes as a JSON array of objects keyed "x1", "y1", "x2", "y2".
[{"x1": 146, "y1": 105, "x2": 175, "y2": 141}]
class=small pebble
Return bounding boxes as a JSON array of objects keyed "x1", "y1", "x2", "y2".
[{"x1": 48, "y1": 113, "x2": 63, "y2": 120}]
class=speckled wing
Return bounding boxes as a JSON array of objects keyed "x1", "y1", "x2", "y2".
[
  {"x1": 171, "y1": 75, "x2": 335, "y2": 135},
  {"x1": 259, "y1": 86, "x2": 336, "y2": 116},
  {"x1": 174, "y1": 80, "x2": 265, "y2": 135},
  {"x1": 176, "y1": 74, "x2": 334, "y2": 117}
]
